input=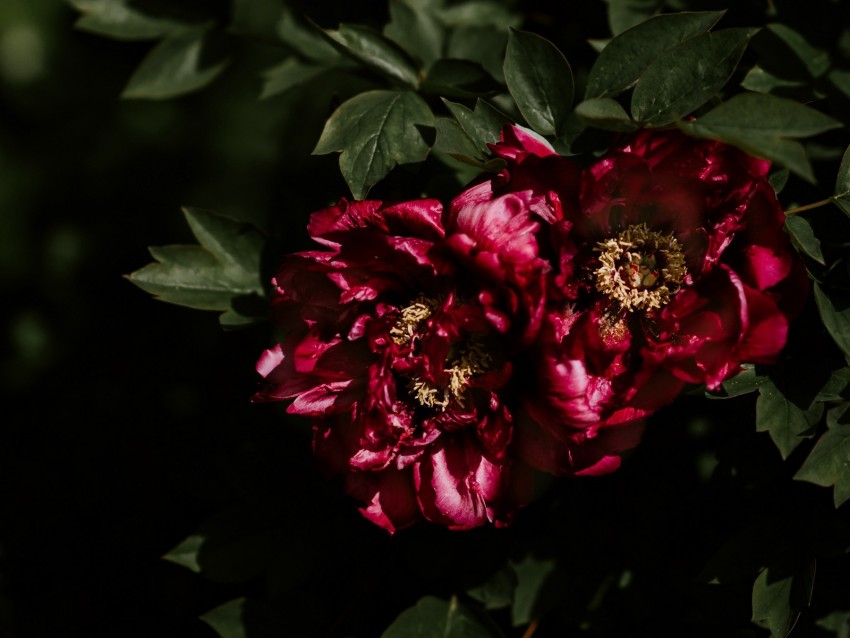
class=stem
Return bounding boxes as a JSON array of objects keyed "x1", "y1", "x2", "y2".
[
  {"x1": 522, "y1": 620, "x2": 540, "y2": 638},
  {"x1": 785, "y1": 190, "x2": 850, "y2": 215}
]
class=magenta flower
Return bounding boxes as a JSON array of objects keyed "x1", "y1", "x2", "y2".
[
  {"x1": 253, "y1": 197, "x2": 542, "y2": 532},
  {"x1": 496, "y1": 127, "x2": 809, "y2": 475}
]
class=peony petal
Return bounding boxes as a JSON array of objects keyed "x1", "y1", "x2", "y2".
[
  {"x1": 414, "y1": 435, "x2": 505, "y2": 530},
  {"x1": 308, "y1": 198, "x2": 445, "y2": 247},
  {"x1": 347, "y1": 469, "x2": 422, "y2": 534}
]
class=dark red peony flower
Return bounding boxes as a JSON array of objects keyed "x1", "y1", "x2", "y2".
[
  {"x1": 253, "y1": 197, "x2": 543, "y2": 532},
  {"x1": 488, "y1": 126, "x2": 808, "y2": 475},
  {"x1": 254, "y1": 124, "x2": 808, "y2": 528}
]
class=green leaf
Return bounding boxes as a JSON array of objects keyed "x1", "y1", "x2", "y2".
[
  {"x1": 816, "y1": 368, "x2": 850, "y2": 403},
  {"x1": 434, "y1": 118, "x2": 483, "y2": 165},
  {"x1": 422, "y1": 59, "x2": 499, "y2": 98},
  {"x1": 827, "y1": 402, "x2": 850, "y2": 430},
  {"x1": 274, "y1": 8, "x2": 339, "y2": 62},
  {"x1": 200, "y1": 598, "x2": 246, "y2": 638},
  {"x1": 321, "y1": 23, "x2": 420, "y2": 88},
  {"x1": 313, "y1": 90, "x2": 435, "y2": 199},
  {"x1": 751, "y1": 561, "x2": 816, "y2": 638},
  {"x1": 706, "y1": 364, "x2": 765, "y2": 399},
  {"x1": 503, "y1": 29, "x2": 574, "y2": 136},
  {"x1": 584, "y1": 10, "x2": 724, "y2": 99},
  {"x1": 437, "y1": 2, "x2": 519, "y2": 29},
  {"x1": 762, "y1": 24, "x2": 830, "y2": 79},
  {"x1": 122, "y1": 25, "x2": 228, "y2": 99},
  {"x1": 260, "y1": 58, "x2": 326, "y2": 99},
  {"x1": 631, "y1": 27, "x2": 756, "y2": 126},
  {"x1": 756, "y1": 378, "x2": 822, "y2": 459},
  {"x1": 68, "y1": 0, "x2": 186, "y2": 40},
  {"x1": 682, "y1": 93, "x2": 841, "y2": 182},
  {"x1": 381, "y1": 595, "x2": 504, "y2": 638},
  {"x1": 510, "y1": 555, "x2": 557, "y2": 627},
  {"x1": 162, "y1": 534, "x2": 204, "y2": 573},
  {"x1": 446, "y1": 26, "x2": 508, "y2": 83},
  {"x1": 834, "y1": 144, "x2": 850, "y2": 218},
  {"x1": 605, "y1": 0, "x2": 663, "y2": 36},
  {"x1": 740, "y1": 66, "x2": 808, "y2": 95},
  {"x1": 384, "y1": 0, "x2": 444, "y2": 67},
  {"x1": 795, "y1": 422, "x2": 850, "y2": 507},
  {"x1": 467, "y1": 564, "x2": 518, "y2": 611},
  {"x1": 816, "y1": 610, "x2": 850, "y2": 633},
  {"x1": 442, "y1": 98, "x2": 509, "y2": 158},
  {"x1": 769, "y1": 169, "x2": 790, "y2": 195},
  {"x1": 574, "y1": 98, "x2": 639, "y2": 132},
  {"x1": 785, "y1": 214, "x2": 826, "y2": 265},
  {"x1": 126, "y1": 208, "x2": 266, "y2": 327},
  {"x1": 229, "y1": 0, "x2": 284, "y2": 41},
  {"x1": 814, "y1": 283, "x2": 850, "y2": 361}
]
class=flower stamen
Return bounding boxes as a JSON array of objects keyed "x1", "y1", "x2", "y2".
[
  {"x1": 594, "y1": 223, "x2": 687, "y2": 312},
  {"x1": 390, "y1": 295, "x2": 438, "y2": 345},
  {"x1": 409, "y1": 336, "x2": 492, "y2": 411}
]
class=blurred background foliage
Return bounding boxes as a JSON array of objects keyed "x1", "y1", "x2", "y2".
[{"x1": 5, "y1": 0, "x2": 850, "y2": 636}]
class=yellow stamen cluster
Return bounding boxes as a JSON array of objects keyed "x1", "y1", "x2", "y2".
[
  {"x1": 390, "y1": 297, "x2": 491, "y2": 411},
  {"x1": 410, "y1": 337, "x2": 492, "y2": 411},
  {"x1": 594, "y1": 223, "x2": 687, "y2": 312},
  {"x1": 390, "y1": 296, "x2": 437, "y2": 345}
]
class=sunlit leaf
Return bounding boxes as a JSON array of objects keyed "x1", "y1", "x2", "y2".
[
  {"x1": 585, "y1": 10, "x2": 724, "y2": 99},
  {"x1": 126, "y1": 208, "x2": 266, "y2": 327},
  {"x1": 122, "y1": 24, "x2": 228, "y2": 99},
  {"x1": 503, "y1": 29, "x2": 574, "y2": 136},
  {"x1": 313, "y1": 90, "x2": 435, "y2": 199},
  {"x1": 631, "y1": 27, "x2": 756, "y2": 126}
]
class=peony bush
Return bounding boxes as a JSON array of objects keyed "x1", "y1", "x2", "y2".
[{"x1": 254, "y1": 126, "x2": 808, "y2": 531}]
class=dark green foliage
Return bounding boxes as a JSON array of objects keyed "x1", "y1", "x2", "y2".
[{"x1": 11, "y1": 0, "x2": 850, "y2": 636}]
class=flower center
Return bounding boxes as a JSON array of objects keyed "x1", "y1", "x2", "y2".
[
  {"x1": 391, "y1": 296, "x2": 491, "y2": 411},
  {"x1": 390, "y1": 295, "x2": 437, "y2": 345},
  {"x1": 594, "y1": 223, "x2": 687, "y2": 312}
]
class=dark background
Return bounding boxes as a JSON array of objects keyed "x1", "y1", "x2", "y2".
[{"x1": 3, "y1": 1, "x2": 849, "y2": 637}]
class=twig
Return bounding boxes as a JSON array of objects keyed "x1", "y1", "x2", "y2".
[
  {"x1": 522, "y1": 620, "x2": 540, "y2": 638},
  {"x1": 785, "y1": 190, "x2": 850, "y2": 215}
]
